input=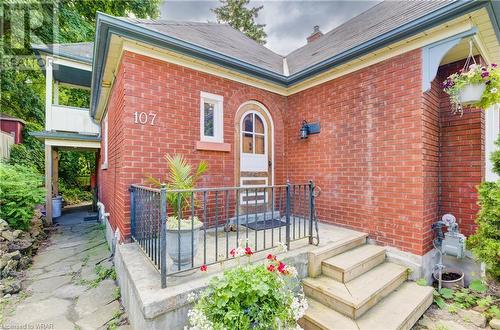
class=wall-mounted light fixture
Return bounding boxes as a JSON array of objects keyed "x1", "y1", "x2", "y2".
[{"x1": 300, "y1": 120, "x2": 320, "y2": 139}]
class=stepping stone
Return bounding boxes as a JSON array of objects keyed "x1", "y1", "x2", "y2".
[
  {"x1": 75, "y1": 279, "x2": 117, "y2": 317},
  {"x1": 75, "y1": 300, "x2": 120, "y2": 330},
  {"x1": 25, "y1": 275, "x2": 72, "y2": 294},
  {"x1": 53, "y1": 283, "x2": 87, "y2": 299}
]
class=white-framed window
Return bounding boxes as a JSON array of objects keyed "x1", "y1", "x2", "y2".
[
  {"x1": 101, "y1": 113, "x2": 108, "y2": 169},
  {"x1": 200, "y1": 91, "x2": 224, "y2": 143}
]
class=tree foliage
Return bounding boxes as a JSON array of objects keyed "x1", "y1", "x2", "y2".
[
  {"x1": 468, "y1": 135, "x2": 500, "y2": 280},
  {"x1": 0, "y1": 164, "x2": 45, "y2": 230},
  {"x1": 1, "y1": 0, "x2": 160, "y2": 199},
  {"x1": 212, "y1": 0, "x2": 267, "y2": 44}
]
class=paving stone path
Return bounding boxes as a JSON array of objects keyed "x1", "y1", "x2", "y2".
[{"x1": 3, "y1": 206, "x2": 129, "y2": 330}]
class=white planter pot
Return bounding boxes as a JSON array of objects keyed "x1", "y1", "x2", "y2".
[
  {"x1": 433, "y1": 269, "x2": 464, "y2": 289},
  {"x1": 166, "y1": 224, "x2": 202, "y2": 269},
  {"x1": 459, "y1": 83, "x2": 486, "y2": 105}
]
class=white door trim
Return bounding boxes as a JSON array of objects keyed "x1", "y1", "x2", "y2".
[{"x1": 236, "y1": 101, "x2": 275, "y2": 186}]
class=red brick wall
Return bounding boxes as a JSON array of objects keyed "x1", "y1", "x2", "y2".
[
  {"x1": 99, "y1": 51, "x2": 287, "y2": 239},
  {"x1": 98, "y1": 49, "x2": 484, "y2": 255},
  {"x1": 98, "y1": 62, "x2": 127, "y2": 237},
  {"x1": 435, "y1": 61, "x2": 484, "y2": 237},
  {"x1": 286, "y1": 49, "x2": 429, "y2": 255}
]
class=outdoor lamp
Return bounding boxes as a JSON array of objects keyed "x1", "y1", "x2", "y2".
[
  {"x1": 300, "y1": 121, "x2": 309, "y2": 139},
  {"x1": 300, "y1": 120, "x2": 320, "y2": 139}
]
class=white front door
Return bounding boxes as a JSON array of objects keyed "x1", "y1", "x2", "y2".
[{"x1": 237, "y1": 106, "x2": 273, "y2": 207}]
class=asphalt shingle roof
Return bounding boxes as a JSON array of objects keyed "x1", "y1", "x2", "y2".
[
  {"x1": 33, "y1": 42, "x2": 94, "y2": 63},
  {"x1": 117, "y1": 17, "x2": 285, "y2": 74},
  {"x1": 34, "y1": 1, "x2": 462, "y2": 76},
  {"x1": 285, "y1": 1, "x2": 452, "y2": 74}
]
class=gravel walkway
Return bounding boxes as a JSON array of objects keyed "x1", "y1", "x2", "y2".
[{"x1": 3, "y1": 205, "x2": 128, "y2": 330}]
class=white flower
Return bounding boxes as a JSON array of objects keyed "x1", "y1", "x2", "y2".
[
  {"x1": 187, "y1": 292, "x2": 198, "y2": 303},
  {"x1": 277, "y1": 241, "x2": 288, "y2": 253},
  {"x1": 290, "y1": 295, "x2": 309, "y2": 321},
  {"x1": 186, "y1": 308, "x2": 214, "y2": 330},
  {"x1": 285, "y1": 265, "x2": 298, "y2": 278},
  {"x1": 491, "y1": 87, "x2": 498, "y2": 94}
]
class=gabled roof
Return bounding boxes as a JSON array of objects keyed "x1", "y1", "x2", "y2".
[
  {"x1": 286, "y1": 1, "x2": 452, "y2": 74},
  {"x1": 118, "y1": 18, "x2": 284, "y2": 74}
]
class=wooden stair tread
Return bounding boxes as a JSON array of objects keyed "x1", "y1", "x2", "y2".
[
  {"x1": 322, "y1": 244, "x2": 385, "y2": 272},
  {"x1": 303, "y1": 262, "x2": 407, "y2": 308},
  {"x1": 356, "y1": 282, "x2": 434, "y2": 330},
  {"x1": 300, "y1": 282, "x2": 433, "y2": 330},
  {"x1": 300, "y1": 298, "x2": 358, "y2": 330}
]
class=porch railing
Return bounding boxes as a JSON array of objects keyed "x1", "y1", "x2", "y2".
[{"x1": 129, "y1": 182, "x2": 318, "y2": 288}]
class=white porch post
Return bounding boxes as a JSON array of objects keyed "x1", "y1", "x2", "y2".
[
  {"x1": 53, "y1": 81, "x2": 59, "y2": 106},
  {"x1": 45, "y1": 144, "x2": 53, "y2": 225},
  {"x1": 45, "y1": 56, "x2": 53, "y2": 131},
  {"x1": 485, "y1": 104, "x2": 500, "y2": 182}
]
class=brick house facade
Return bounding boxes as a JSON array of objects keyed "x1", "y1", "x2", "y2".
[
  {"x1": 98, "y1": 47, "x2": 487, "y2": 257},
  {"x1": 73, "y1": 1, "x2": 499, "y2": 262}
]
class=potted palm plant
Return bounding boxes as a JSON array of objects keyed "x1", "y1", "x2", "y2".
[{"x1": 149, "y1": 154, "x2": 208, "y2": 269}]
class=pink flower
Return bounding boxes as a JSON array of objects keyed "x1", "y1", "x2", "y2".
[
  {"x1": 245, "y1": 246, "x2": 253, "y2": 256},
  {"x1": 492, "y1": 63, "x2": 497, "y2": 68},
  {"x1": 267, "y1": 264, "x2": 275, "y2": 272},
  {"x1": 278, "y1": 262, "x2": 286, "y2": 273},
  {"x1": 230, "y1": 248, "x2": 236, "y2": 257},
  {"x1": 481, "y1": 71, "x2": 490, "y2": 78},
  {"x1": 200, "y1": 265, "x2": 207, "y2": 272},
  {"x1": 266, "y1": 254, "x2": 275, "y2": 260}
]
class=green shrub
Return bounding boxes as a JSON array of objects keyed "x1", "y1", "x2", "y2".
[
  {"x1": 187, "y1": 246, "x2": 307, "y2": 329},
  {"x1": 468, "y1": 135, "x2": 500, "y2": 280},
  {"x1": 0, "y1": 163, "x2": 45, "y2": 230},
  {"x1": 58, "y1": 180, "x2": 92, "y2": 205}
]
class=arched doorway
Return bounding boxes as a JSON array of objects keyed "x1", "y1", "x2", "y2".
[{"x1": 235, "y1": 101, "x2": 274, "y2": 202}]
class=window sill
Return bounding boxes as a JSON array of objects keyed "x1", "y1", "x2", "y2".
[{"x1": 195, "y1": 141, "x2": 231, "y2": 152}]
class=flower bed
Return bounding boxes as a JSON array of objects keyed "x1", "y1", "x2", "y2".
[{"x1": 186, "y1": 242, "x2": 308, "y2": 329}]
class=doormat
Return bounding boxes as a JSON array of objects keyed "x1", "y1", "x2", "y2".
[
  {"x1": 242, "y1": 219, "x2": 287, "y2": 231},
  {"x1": 84, "y1": 215, "x2": 98, "y2": 222}
]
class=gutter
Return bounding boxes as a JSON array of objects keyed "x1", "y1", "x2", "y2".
[{"x1": 90, "y1": 0, "x2": 497, "y2": 118}]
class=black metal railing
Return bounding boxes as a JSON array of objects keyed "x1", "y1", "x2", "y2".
[{"x1": 129, "y1": 182, "x2": 318, "y2": 288}]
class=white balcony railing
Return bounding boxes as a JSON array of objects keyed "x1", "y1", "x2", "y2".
[{"x1": 48, "y1": 105, "x2": 100, "y2": 135}]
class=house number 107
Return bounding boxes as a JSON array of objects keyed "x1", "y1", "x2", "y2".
[{"x1": 134, "y1": 111, "x2": 157, "y2": 125}]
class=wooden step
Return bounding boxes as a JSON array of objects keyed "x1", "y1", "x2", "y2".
[
  {"x1": 299, "y1": 282, "x2": 433, "y2": 330},
  {"x1": 322, "y1": 244, "x2": 386, "y2": 282},
  {"x1": 308, "y1": 232, "x2": 368, "y2": 277},
  {"x1": 303, "y1": 262, "x2": 408, "y2": 319},
  {"x1": 298, "y1": 298, "x2": 357, "y2": 330},
  {"x1": 356, "y1": 282, "x2": 434, "y2": 330}
]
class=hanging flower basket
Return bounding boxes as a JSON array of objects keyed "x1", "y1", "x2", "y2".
[
  {"x1": 459, "y1": 83, "x2": 486, "y2": 105},
  {"x1": 443, "y1": 63, "x2": 499, "y2": 114}
]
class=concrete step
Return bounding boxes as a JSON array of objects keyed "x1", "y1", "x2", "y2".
[
  {"x1": 299, "y1": 282, "x2": 433, "y2": 330},
  {"x1": 298, "y1": 298, "x2": 357, "y2": 330},
  {"x1": 322, "y1": 244, "x2": 386, "y2": 283},
  {"x1": 308, "y1": 232, "x2": 368, "y2": 277},
  {"x1": 303, "y1": 262, "x2": 408, "y2": 319}
]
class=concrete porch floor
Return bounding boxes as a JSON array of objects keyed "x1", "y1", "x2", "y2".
[{"x1": 136, "y1": 221, "x2": 362, "y2": 284}]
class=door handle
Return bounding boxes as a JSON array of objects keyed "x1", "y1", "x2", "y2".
[{"x1": 268, "y1": 160, "x2": 272, "y2": 167}]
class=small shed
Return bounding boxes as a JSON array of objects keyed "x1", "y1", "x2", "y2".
[{"x1": 0, "y1": 113, "x2": 26, "y2": 144}]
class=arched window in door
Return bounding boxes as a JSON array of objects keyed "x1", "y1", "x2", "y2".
[{"x1": 241, "y1": 112, "x2": 265, "y2": 154}]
